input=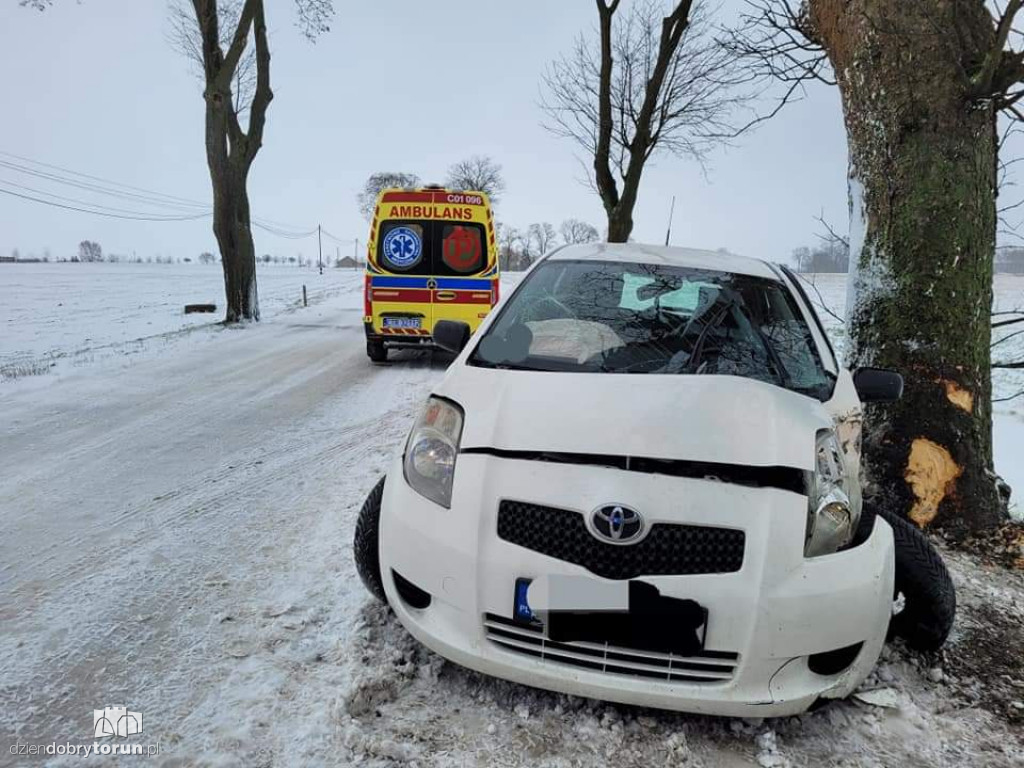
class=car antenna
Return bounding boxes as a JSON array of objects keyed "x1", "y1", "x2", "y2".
[{"x1": 664, "y1": 195, "x2": 676, "y2": 246}]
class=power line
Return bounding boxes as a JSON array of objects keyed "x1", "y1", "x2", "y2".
[
  {"x1": 0, "y1": 148, "x2": 356, "y2": 240},
  {"x1": 0, "y1": 150, "x2": 210, "y2": 209},
  {"x1": 0, "y1": 178, "x2": 208, "y2": 219},
  {"x1": 0, "y1": 186, "x2": 212, "y2": 222}
]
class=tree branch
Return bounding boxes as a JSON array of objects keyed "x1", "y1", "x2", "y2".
[
  {"x1": 594, "y1": 0, "x2": 623, "y2": 214},
  {"x1": 977, "y1": 0, "x2": 1024, "y2": 97},
  {"x1": 215, "y1": 0, "x2": 257, "y2": 90},
  {"x1": 245, "y1": 0, "x2": 273, "y2": 164}
]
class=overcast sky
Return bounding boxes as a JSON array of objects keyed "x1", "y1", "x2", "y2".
[{"x1": 0, "y1": 0, "x2": 851, "y2": 264}]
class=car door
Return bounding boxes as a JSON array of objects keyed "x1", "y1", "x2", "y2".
[
  {"x1": 431, "y1": 222, "x2": 493, "y2": 332},
  {"x1": 373, "y1": 220, "x2": 434, "y2": 337}
]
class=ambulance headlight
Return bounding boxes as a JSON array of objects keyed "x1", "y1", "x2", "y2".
[
  {"x1": 805, "y1": 429, "x2": 858, "y2": 557},
  {"x1": 403, "y1": 397, "x2": 464, "y2": 508}
]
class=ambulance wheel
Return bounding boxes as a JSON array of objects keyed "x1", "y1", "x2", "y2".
[
  {"x1": 367, "y1": 340, "x2": 387, "y2": 363},
  {"x1": 353, "y1": 476, "x2": 387, "y2": 604}
]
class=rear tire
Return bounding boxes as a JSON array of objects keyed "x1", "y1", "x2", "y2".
[
  {"x1": 880, "y1": 510, "x2": 956, "y2": 652},
  {"x1": 367, "y1": 340, "x2": 387, "y2": 363},
  {"x1": 353, "y1": 476, "x2": 387, "y2": 603}
]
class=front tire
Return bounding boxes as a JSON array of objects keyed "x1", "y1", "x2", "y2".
[
  {"x1": 881, "y1": 510, "x2": 956, "y2": 652},
  {"x1": 353, "y1": 476, "x2": 387, "y2": 603}
]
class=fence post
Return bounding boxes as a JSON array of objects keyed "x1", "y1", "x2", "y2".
[{"x1": 302, "y1": 284, "x2": 307, "y2": 307}]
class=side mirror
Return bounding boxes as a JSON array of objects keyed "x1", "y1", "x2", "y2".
[
  {"x1": 853, "y1": 367, "x2": 903, "y2": 403},
  {"x1": 433, "y1": 320, "x2": 472, "y2": 354}
]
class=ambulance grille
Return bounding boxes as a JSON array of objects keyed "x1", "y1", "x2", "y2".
[
  {"x1": 483, "y1": 613, "x2": 738, "y2": 684},
  {"x1": 497, "y1": 501, "x2": 744, "y2": 580}
]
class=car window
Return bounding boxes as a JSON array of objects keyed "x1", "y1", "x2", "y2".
[
  {"x1": 619, "y1": 273, "x2": 712, "y2": 312},
  {"x1": 437, "y1": 224, "x2": 485, "y2": 275},
  {"x1": 470, "y1": 259, "x2": 835, "y2": 400},
  {"x1": 378, "y1": 221, "x2": 431, "y2": 274},
  {"x1": 377, "y1": 221, "x2": 488, "y2": 276}
]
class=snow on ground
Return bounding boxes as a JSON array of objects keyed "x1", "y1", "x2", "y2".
[
  {"x1": 0, "y1": 265, "x2": 1021, "y2": 767},
  {"x1": 0, "y1": 262, "x2": 358, "y2": 384}
]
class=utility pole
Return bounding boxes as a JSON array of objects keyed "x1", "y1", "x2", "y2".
[
  {"x1": 353, "y1": 238, "x2": 359, "y2": 270},
  {"x1": 336, "y1": 245, "x2": 340, "y2": 269},
  {"x1": 317, "y1": 225, "x2": 323, "y2": 275},
  {"x1": 664, "y1": 196, "x2": 676, "y2": 247}
]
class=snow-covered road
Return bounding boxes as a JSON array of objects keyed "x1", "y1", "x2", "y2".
[
  {"x1": 0, "y1": 282, "x2": 448, "y2": 765},
  {"x1": 1, "y1": 268, "x2": 1021, "y2": 767}
]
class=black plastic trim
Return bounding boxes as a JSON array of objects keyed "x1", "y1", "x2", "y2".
[
  {"x1": 392, "y1": 569, "x2": 432, "y2": 610},
  {"x1": 808, "y1": 642, "x2": 863, "y2": 676},
  {"x1": 461, "y1": 447, "x2": 806, "y2": 494}
]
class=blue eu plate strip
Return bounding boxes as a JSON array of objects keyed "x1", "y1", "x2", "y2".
[{"x1": 514, "y1": 578, "x2": 535, "y2": 623}]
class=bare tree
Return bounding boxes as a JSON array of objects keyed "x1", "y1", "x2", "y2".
[
  {"x1": 167, "y1": 0, "x2": 334, "y2": 323},
  {"x1": 527, "y1": 222, "x2": 558, "y2": 256},
  {"x1": 78, "y1": 240, "x2": 102, "y2": 263},
  {"x1": 542, "y1": 0, "x2": 749, "y2": 242},
  {"x1": 560, "y1": 218, "x2": 601, "y2": 244},
  {"x1": 496, "y1": 222, "x2": 518, "y2": 271},
  {"x1": 728, "y1": 0, "x2": 1024, "y2": 535},
  {"x1": 357, "y1": 172, "x2": 421, "y2": 220},
  {"x1": 445, "y1": 155, "x2": 506, "y2": 203}
]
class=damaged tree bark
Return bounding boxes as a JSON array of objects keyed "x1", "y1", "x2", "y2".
[{"x1": 807, "y1": 0, "x2": 1005, "y2": 533}]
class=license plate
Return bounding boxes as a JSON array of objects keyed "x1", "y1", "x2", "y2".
[
  {"x1": 513, "y1": 577, "x2": 707, "y2": 655},
  {"x1": 382, "y1": 317, "x2": 422, "y2": 329}
]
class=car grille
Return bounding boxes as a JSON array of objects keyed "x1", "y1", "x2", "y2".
[
  {"x1": 483, "y1": 613, "x2": 738, "y2": 684},
  {"x1": 496, "y1": 501, "x2": 745, "y2": 580}
]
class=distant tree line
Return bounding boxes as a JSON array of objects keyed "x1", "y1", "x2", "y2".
[
  {"x1": 995, "y1": 247, "x2": 1024, "y2": 274},
  {"x1": 496, "y1": 218, "x2": 600, "y2": 271},
  {"x1": 791, "y1": 239, "x2": 850, "y2": 273}
]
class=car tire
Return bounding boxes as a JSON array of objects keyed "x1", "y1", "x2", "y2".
[
  {"x1": 880, "y1": 510, "x2": 956, "y2": 652},
  {"x1": 850, "y1": 499, "x2": 878, "y2": 547},
  {"x1": 367, "y1": 340, "x2": 387, "y2": 363},
  {"x1": 353, "y1": 476, "x2": 387, "y2": 603}
]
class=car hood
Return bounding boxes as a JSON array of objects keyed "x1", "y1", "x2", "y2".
[{"x1": 437, "y1": 366, "x2": 832, "y2": 471}]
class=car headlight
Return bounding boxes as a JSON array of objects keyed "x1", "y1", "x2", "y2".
[
  {"x1": 805, "y1": 429, "x2": 858, "y2": 557},
  {"x1": 403, "y1": 396, "x2": 464, "y2": 508}
]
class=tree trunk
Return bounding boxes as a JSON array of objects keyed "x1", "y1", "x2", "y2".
[
  {"x1": 211, "y1": 162, "x2": 259, "y2": 322},
  {"x1": 607, "y1": 207, "x2": 633, "y2": 242},
  {"x1": 193, "y1": 0, "x2": 268, "y2": 325},
  {"x1": 810, "y1": 0, "x2": 1005, "y2": 535}
]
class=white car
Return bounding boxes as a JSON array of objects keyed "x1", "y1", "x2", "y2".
[{"x1": 354, "y1": 243, "x2": 954, "y2": 717}]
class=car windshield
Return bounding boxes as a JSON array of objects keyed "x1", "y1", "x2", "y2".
[{"x1": 469, "y1": 259, "x2": 834, "y2": 399}]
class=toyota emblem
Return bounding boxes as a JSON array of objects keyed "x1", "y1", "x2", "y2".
[{"x1": 589, "y1": 504, "x2": 645, "y2": 544}]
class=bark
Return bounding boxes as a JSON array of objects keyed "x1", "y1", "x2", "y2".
[
  {"x1": 192, "y1": 0, "x2": 271, "y2": 323},
  {"x1": 809, "y1": 0, "x2": 1005, "y2": 534}
]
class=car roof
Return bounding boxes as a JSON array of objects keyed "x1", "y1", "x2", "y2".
[{"x1": 546, "y1": 242, "x2": 779, "y2": 280}]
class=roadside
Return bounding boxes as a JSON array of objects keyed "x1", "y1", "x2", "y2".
[{"x1": 0, "y1": 271, "x2": 1021, "y2": 767}]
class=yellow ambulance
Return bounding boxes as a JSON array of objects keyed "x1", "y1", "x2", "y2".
[{"x1": 363, "y1": 186, "x2": 500, "y2": 362}]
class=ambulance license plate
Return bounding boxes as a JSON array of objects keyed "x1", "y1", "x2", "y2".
[{"x1": 382, "y1": 317, "x2": 422, "y2": 329}]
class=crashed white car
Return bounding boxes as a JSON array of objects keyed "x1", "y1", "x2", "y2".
[{"x1": 354, "y1": 243, "x2": 954, "y2": 717}]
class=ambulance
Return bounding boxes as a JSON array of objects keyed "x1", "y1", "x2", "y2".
[{"x1": 363, "y1": 186, "x2": 500, "y2": 362}]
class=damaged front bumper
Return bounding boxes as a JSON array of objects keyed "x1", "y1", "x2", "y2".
[{"x1": 378, "y1": 453, "x2": 895, "y2": 717}]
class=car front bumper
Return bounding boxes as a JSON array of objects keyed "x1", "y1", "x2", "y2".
[{"x1": 378, "y1": 454, "x2": 895, "y2": 717}]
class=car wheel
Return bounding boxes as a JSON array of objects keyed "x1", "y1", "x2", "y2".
[
  {"x1": 353, "y1": 476, "x2": 387, "y2": 603},
  {"x1": 367, "y1": 340, "x2": 387, "y2": 363},
  {"x1": 880, "y1": 510, "x2": 956, "y2": 652},
  {"x1": 850, "y1": 499, "x2": 878, "y2": 547}
]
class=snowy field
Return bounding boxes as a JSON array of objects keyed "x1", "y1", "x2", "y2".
[
  {"x1": 0, "y1": 263, "x2": 1022, "y2": 767},
  {"x1": 0, "y1": 262, "x2": 360, "y2": 382}
]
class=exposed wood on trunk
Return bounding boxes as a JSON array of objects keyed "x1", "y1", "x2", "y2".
[{"x1": 806, "y1": 0, "x2": 1005, "y2": 534}]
